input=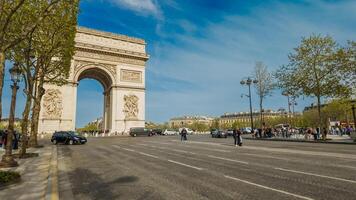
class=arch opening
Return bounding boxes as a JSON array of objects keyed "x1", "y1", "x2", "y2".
[{"x1": 75, "y1": 66, "x2": 114, "y2": 133}]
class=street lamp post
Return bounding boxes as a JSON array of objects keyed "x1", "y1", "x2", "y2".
[
  {"x1": 0, "y1": 63, "x2": 22, "y2": 168},
  {"x1": 240, "y1": 77, "x2": 258, "y2": 130}
]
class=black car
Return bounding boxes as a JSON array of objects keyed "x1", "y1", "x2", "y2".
[
  {"x1": 211, "y1": 130, "x2": 227, "y2": 138},
  {"x1": 51, "y1": 131, "x2": 87, "y2": 145},
  {"x1": 129, "y1": 127, "x2": 153, "y2": 137},
  {"x1": 152, "y1": 129, "x2": 163, "y2": 135}
]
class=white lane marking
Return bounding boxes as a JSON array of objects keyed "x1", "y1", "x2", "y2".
[
  {"x1": 208, "y1": 155, "x2": 249, "y2": 165},
  {"x1": 275, "y1": 168, "x2": 356, "y2": 184},
  {"x1": 167, "y1": 160, "x2": 203, "y2": 171},
  {"x1": 138, "y1": 152, "x2": 159, "y2": 159},
  {"x1": 121, "y1": 148, "x2": 136, "y2": 152},
  {"x1": 224, "y1": 175, "x2": 314, "y2": 200},
  {"x1": 333, "y1": 164, "x2": 356, "y2": 170},
  {"x1": 149, "y1": 141, "x2": 231, "y2": 152}
]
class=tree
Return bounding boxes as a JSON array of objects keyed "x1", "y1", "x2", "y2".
[
  {"x1": 253, "y1": 62, "x2": 274, "y2": 128},
  {"x1": 210, "y1": 119, "x2": 220, "y2": 130},
  {"x1": 275, "y1": 35, "x2": 352, "y2": 138},
  {"x1": 28, "y1": 0, "x2": 79, "y2": 147},
  {"x1": 8, "y1": 29, "x2": 38, "y2": 157},
  {"x1": 0, "y1": 0, "x2": 61, "y2": 121}
]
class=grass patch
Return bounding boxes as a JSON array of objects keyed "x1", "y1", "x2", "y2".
[{"x1": 0, "y1": 171, "x2": 21, "y2": 186}]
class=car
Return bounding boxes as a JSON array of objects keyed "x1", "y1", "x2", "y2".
[
  {"x1": 241, "y1": 127, "x2": 252, "y2": 134},
  {"x1": 162, "y1": 129, "x2": 178, "y2": 135},
  {"x1": 226, "y1": 129, "x2": 234, "y2": 136},
  {"x1": 178, "y1": 127, "x2": 194, "y2": 135},
  {"x1": 51, "y1": 131, "x2": 87, "y2": 145},
  {"x1": 152, "y1": 129, "x2": 163, "y2": 135},
  {"x1": 211, "y1": 130, "x2": 227, "y2": 138},
  {"x1": 129, "y1": 127, "x2": 153, "y2": 137}
]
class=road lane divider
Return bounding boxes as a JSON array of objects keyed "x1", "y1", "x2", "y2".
[
  {"x1": 224, "y1": 175, "x2": 314, "y2": 200},
  {"x1": 208, "y1": 155, "x2": 249, "y2": 165},
  {"x1": 167, "y1": 160, "x2": 204, "y2": 171},
  {"x1": 121, "y1": 147, "x2": 136, "y2": 152},
  {"x1": 275, "y1": 168, "x2": 356, "y2": 184},
  {"x1": 138, "y1": 152, "x2": 159, "y2": 159}
]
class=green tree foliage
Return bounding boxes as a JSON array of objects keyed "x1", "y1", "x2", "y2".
[
  {"x1": 188, "y1": 122, "x2": 209, "y2": 132},
  {"x1": 0, "y1": 0, "x2": 61, "y2": 121},
  {"x1": 77, "y1": 123, "x2": 100, "y2": 133},
  {"x1": 29, "y1": 0, "x2": 79, "y2": 147},
  {"x1": 275, "y1": 35, "x2": 353, "y2": 132}
]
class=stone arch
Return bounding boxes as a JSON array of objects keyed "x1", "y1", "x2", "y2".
[
  {"x1": 73, "y1": 63, "x2": 116, "y2": 90},
  {"x1": 73, "y1": 63, "x2": 116, "y2": 132}
]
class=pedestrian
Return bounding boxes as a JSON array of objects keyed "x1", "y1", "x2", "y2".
[
  {"x1": 313, "y1": 128, "x2": 318, "y2": 140},
  {"x1": 233, "y1": 129, "x2": 238, "y2": 146},
  {"x1": 237, "y1": 129, "x2": 242, "y2": 146},
  {"x1": 180, "y1": 128, "x2": 187, "y2": 142}
]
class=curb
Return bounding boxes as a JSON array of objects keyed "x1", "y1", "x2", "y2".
[
  {"x1": 244, "y1": 138, "x2": 356, "y2": 145},
  {"x1": 45, "y1": 145, "x2": 59, "y2": 200}
]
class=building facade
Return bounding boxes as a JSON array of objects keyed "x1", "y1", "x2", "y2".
[{"x1": 169, "y1": 116, "x2": 214, "y2": 128}]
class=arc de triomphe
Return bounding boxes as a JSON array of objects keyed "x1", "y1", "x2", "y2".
[{"x1": 38, "y1": 27, "x2": 148, "y2": 134}]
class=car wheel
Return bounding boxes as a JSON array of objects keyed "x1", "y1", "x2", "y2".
[
  {"x1": 52, "y1": 139, "x2": 57, "y2": 145},
  {"x1": 69, "y1": 140, "x2": 74, "y2": 145},
  {"x1": 133, "y1": 133, "x2": 137, "y2": 137}
]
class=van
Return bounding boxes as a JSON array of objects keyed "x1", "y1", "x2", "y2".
[{"x1": 129, "y1": 127, "x2": 153, "y2": 137}]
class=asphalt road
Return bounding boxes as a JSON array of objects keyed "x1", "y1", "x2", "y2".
[{"x1": 57, "y1": 134, "x2": 356, "y2": 200}]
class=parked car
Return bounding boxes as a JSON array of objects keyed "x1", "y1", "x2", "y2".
[
  {"x1": 211, "y1": 130, "x2": 227, "y2": 138},
  {"x1": 162, "y1": 129, "x2": 178, "y2": 135},
  {"x1": 226, "y1": 129, "x2": 234, "y2": 136},
  {"x1": 129, "y1": 127, "x2": 153, "y2": 137},
  {"x1": 51, "y1": 131, "x2": 87, "y2": 145},
  {"x1": 241, "y1": 127, "x2": 252, "y2": 134}
]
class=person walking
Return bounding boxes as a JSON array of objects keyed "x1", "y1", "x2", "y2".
[
  {"x1": 180, "y1": 128, "x2": 187, "y2": 142},
  {"x1": 233, "y1": 129, "x2": 238, "y2": 146},
  {"x1": 237, "y1": 129, "x2": 242, "y2": 146}
]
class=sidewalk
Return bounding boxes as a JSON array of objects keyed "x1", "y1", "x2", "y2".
[
  {"x1": 244, "y1": 134, "x2": 356, "y2": 145},
  {"x1": 0, "y1": 145, "x2": 57, "y2": 200}
]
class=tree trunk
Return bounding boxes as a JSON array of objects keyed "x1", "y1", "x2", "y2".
[
  {"x1": 260, "y1": 98, "x2": 263, "y2": 129},
  {"x1": 19, "y1": 85, "x2": 33, "y2": 156},
  {"x1": 0, "y1": 51, "x2": 5, "y2": 121},
  {"x1": 316, "y1": 95, "x2": 325, "y2": 140},
  {"x1": 29, "y1": 74, "x2": 45, "y2": 147}
]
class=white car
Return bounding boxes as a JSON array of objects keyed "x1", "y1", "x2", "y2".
[
  {"x1": 179, "y1": 128, "x2": 194, "y2": 135},
  {"x1": 163, "y1": 129, "x2": 178, "y2": 135}
]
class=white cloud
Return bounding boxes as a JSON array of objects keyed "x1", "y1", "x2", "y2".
[
  {"x1": 109, "y1": 0, "x2": 160, "y2": 17},
  {"x1": 146, "y1": 0, "x2": 356, "y2": 122}
]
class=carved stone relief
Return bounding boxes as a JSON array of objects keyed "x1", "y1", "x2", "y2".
[
  {"x1": 121, "y1": 69, "x2": 142, "y2": 83},
  {"x1": 42, "y1": 89, "x2": 63, "y2": 119},
  {"x1": 123, "y1": 95, "x2": 139, "y2": 119}
]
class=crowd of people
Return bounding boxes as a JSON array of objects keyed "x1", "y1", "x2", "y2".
[{"x1": 251, "y1": 125, "x2": 354, "y2": 140}]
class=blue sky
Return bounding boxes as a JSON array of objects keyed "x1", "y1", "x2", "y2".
[{"x1": 2, "y1": 0, "x2": 356, "y2": 127}]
